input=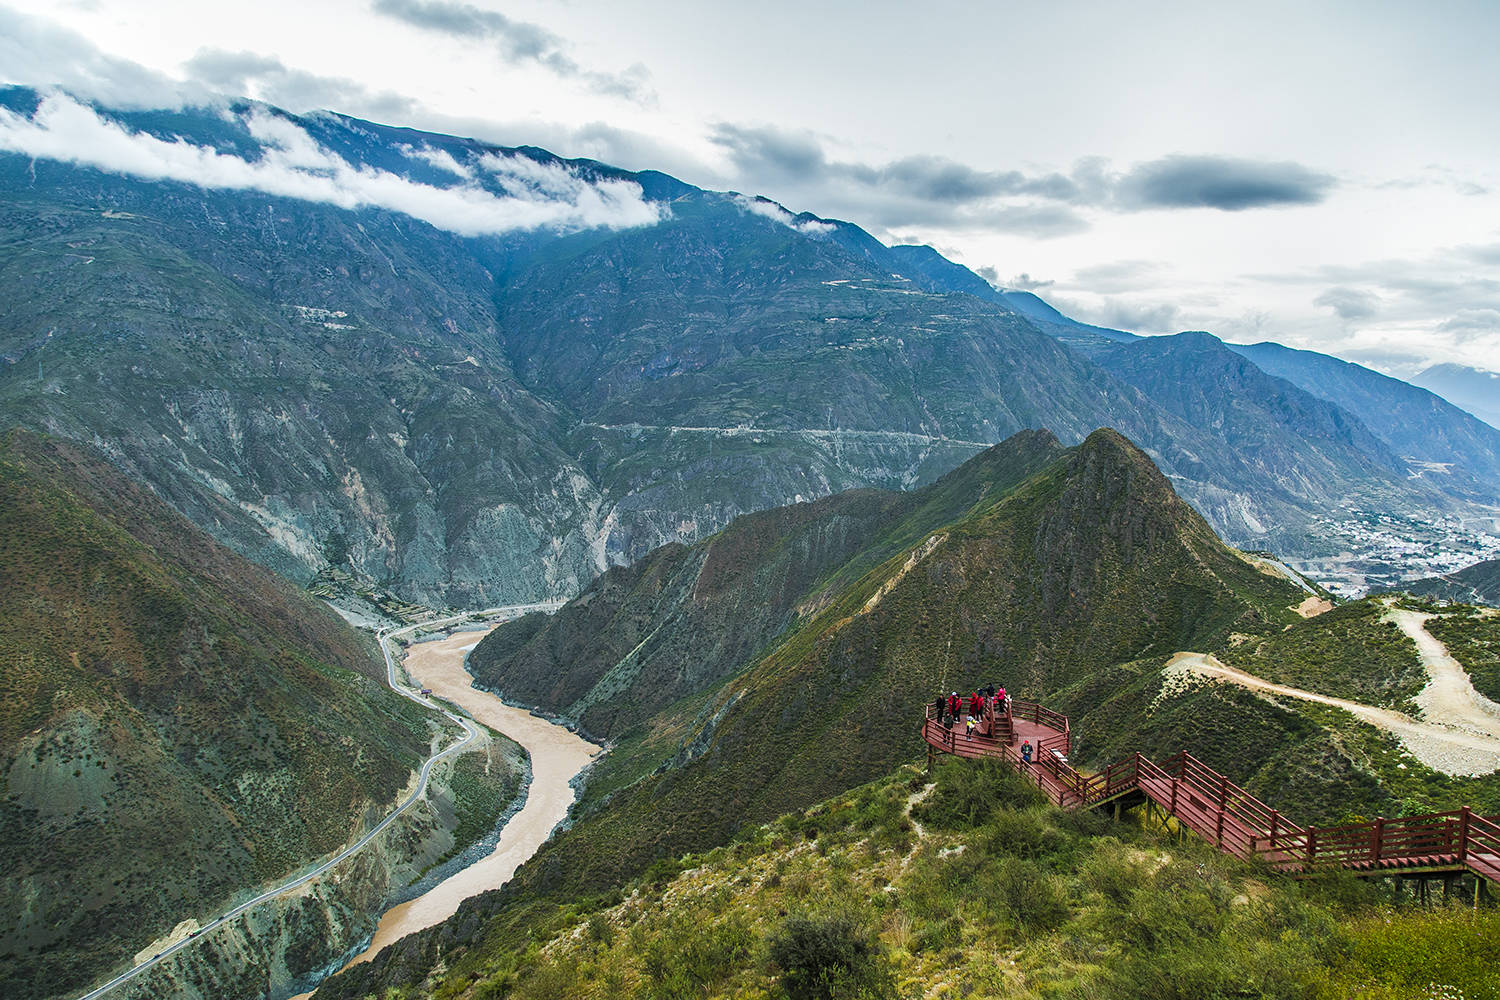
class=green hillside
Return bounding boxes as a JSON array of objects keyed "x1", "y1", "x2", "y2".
[
  {"x1": 330, "y1": 761, "x2": 1500, "y2": 1000},
  {"x1": 468, "y1": 429, "x2": 1067, "y2": 739},
  {"x1": 0, "y1": 430, "x2": 440, "y2": 999}
]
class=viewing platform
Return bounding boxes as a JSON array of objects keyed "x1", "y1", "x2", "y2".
[{"x1": 921, "y1": 698, "x2": 1500, "y2": 891}]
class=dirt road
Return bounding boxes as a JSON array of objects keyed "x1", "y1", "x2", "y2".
[{"x1": 1163, "y1": 650, "x2": 1500, "y2": 777}]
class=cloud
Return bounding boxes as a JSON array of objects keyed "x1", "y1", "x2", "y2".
[
  {"x1": 1314, "y1": 286, "x2": 1380, "y2": 322},
  {"x1": 400, "y1": 143, "x2": 473, "y2": 180},
  {"x1": 731, "y1": 194, "x2": 834, "y2": 236},
  {"x1": 184, "y1": 49, "x2": 419, "y2": 122},
  {"x1": 1117, "y1": 155, "x2": 1335, "y2": 211},
  {"x1": 1003, "y1": 272, "x2": 1054, "y2": 291},
  {"x1": 371, "y1": 0, "x2": 653, "y2": 103},
  {"x1": 706, "y1": 124, "x2": 1339, "y2": 239},
  {"x1": 0, "y1": 7, "x2": 202, "y2": 108},
  {"x1": 0, "y1": 93, "x2": 666, "y2": 236},
  {"x1": 1437, "y1": 308, "x2": 1500, "y2": 335},
  {"x1": 1072, "y1": 259, "x2": 1165, "y2": 293},
  {"x1": 708, "y1": 122, "x2": 1089, "y2": 237},
  {"x1": 1060, "y1": 296, "x2": 1180, "y2": 333}
]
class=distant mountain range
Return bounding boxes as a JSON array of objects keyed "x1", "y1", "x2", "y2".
[{"x1": 2, "y1": 85, "x2": 1496, "y2": 607}]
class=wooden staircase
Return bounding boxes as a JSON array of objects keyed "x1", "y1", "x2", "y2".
[{"x1": 922, "y1": 704, "x2": 1500, "y2": 887}]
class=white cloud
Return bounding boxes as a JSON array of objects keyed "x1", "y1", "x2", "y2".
[
  {"x1": 731, "y1": 193, "x2": 834, "y2": 236},
  {"x1": 0, "y1": 6, "x2": 203, "y2": 109},
  {"x1": 399, "y1": 143, "x2": 473, "y2": 180},
  {"x1": 0, "y1": 93, "x2": 667, "y2": 236}
]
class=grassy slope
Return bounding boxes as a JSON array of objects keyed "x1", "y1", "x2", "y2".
[
  {"x1": 1219, "y1": 599, "x2": 1427, "y2": 712},
  {"x1": 0, "y1": 430, "x2": 437, "y2": 1000},
  {"x1": 315, "y1": 429, "x2": 1314, "y2": 999},
  {"x1": 373, "y1": 761, "x2": 1500, "y2": 1000}
]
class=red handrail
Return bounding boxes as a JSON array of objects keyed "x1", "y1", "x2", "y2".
[{"x1": 921, "y1": 699, "x2": 1500, "y2": 885}]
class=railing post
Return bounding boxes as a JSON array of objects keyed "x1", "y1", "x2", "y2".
[
  {"x1": 1307, "y1": 828, "x2": 1317, "y2": 868},
  {"x1": 1269, "y1": 811, "x2": 1279, "y2": 857},
  {"x1": 1170, "y1": 774, "x2": 1179, "y2": 816},
  {"x1": 1373, "y1": 817, "x2": 1384, "y2": 861},
  {"x1": 1460, "y1": 807, "x2": 1471, "y2": 863}
]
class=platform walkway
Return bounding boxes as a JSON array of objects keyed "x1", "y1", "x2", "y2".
[{"x1": 922, "y1": 702, "x2": 1500, "y2": 886}]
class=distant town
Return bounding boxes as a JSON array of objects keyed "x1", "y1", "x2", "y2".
[{"x1": 1291, "y1": 506, "x2": 1500, "y2": 596}]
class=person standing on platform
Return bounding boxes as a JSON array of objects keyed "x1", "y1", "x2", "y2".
[{"x1": 1021, "y1": 740, "x2": 1032, "y2": 764}]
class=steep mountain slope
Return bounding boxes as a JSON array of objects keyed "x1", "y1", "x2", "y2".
[
  {"x1": 1230, "y1": 340, "x2": 1500, "y2": 495},
  {"x1": 469, "y1": 429, "x2": 1068, "y2": 739},
  {"x1": 1412, "y1": 363, "x2": 1500, "y2": 431},
  {"x1": 468, "y1": 430, "x2": 1308, "y2": 890},
  {"x1": 0, "y1": 430, "x2": 440, "y2": 1000},
  {"x1": 1402, "y1": 558, "x2": 1500, "y2": 606},
  {"x1": 1082, "y1": 331, "x2": 1449, "y2": 550}
]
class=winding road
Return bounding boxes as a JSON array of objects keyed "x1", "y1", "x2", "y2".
[
  {"x1": 1164, "y1": 605, "x2": 1500, "y2": 777},
  {"x1": 73, "y1": 603, "x2": 562, "y2": 1000}
]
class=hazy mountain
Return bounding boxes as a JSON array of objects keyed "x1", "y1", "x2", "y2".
[
  {"x1": 1411, "y1": 363, "x2": 1500, "y2": 431},
  {"x1": 1229, "y1": 341, "x2": 1500, "y2": 497},
  {"x1": 0, "y1": 430, "x2": 436, "y2": 1000}
]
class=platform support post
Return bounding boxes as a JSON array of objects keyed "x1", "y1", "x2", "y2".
[{"x1": 1460, "y1": 806, "x2": 1471, "y2": 864}]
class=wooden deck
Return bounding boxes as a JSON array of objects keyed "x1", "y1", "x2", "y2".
[{"x1": 922, "y1": 700, "x2": 1500, "y2": 887}]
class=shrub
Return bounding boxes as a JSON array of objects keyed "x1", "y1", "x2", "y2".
[{"x1": 767, "y1": 912, "x2": 896, "y2": 1000}]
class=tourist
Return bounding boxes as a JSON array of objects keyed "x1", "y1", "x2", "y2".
[
  {"x1": 1021, "y1": 740, "x2": 1032, "y2": 764},
  {"x1": 933, "y1": 694, "x2": 945, "y2": 723},
  {"x1": 965, "y1": 715, "x2": 976, "y2": 736}
]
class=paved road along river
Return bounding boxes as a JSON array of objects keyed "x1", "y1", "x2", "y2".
[{"x1": 301, "y1": 626, "x2": 601, "y2": 991}]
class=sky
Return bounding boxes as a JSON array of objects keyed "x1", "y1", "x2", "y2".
[{"x1": 2, "y1": 0, "x2": 1498, "y2": 378}]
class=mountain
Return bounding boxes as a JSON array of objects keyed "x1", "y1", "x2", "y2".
[
  {"x1": 1402, "y1": 558, "x2": 1500, "y2": 606},
  {"x1": 1229, "y1": 341, "x2": 1500, "y2": 497},
  {"x1": 0, "y1": 430, "x2": 456, "y2": 999},
  {"x1": 2, "y1": 86, "x2": 1495, "y2": 609},
  {"x1": 468, "y1": 429, "x2": 1068, "y2": 740},
  {"x1": 316, "y1": 427, "x2": 1500, "y2": 1000},
  {"x1": 1412, "y1": 363, "x2": 1500, "y2": 431}
]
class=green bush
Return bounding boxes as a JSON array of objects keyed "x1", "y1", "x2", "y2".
[{"x1": 767, "y1": 913, "x2": 896, "y2": 1000}]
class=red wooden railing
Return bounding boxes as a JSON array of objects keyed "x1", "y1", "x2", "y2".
[{"x1": 921, "y1": 701, "x2": 1499, "y2": 885}]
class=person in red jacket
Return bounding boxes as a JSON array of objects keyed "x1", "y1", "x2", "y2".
[
  {"x1": 947, "y1": 692, "x2": 961, "y2": 725},
  {"x1": 969, "y1": 691, "x2": 983, "y2": 717}
]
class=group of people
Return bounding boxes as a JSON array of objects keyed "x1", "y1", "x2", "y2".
[{"x1": 933, "y1": 684, "x2": 1010, "y2": 736}]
